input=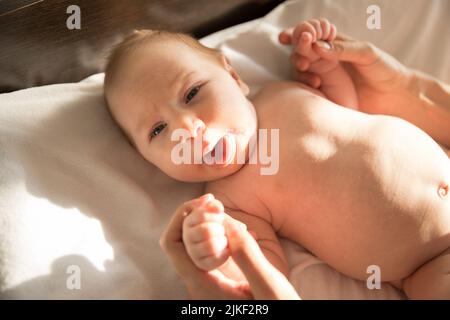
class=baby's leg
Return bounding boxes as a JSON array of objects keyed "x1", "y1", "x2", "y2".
[{"x1": 402, "y1": 247, "x2": 450, "y2": 299}]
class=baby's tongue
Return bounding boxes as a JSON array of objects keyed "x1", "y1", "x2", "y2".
[
  {"x1": 207, "y1": 137, "x2": 224, "y2": 161},
  {"x1": 203, "y1": 129, "x2": 228, "y2": 164},
  {"x1": 203, "y1": 129, "x2": 225, "y2": 155},
  {"x1": 210, "y1": 137, "x2": 225, "y2": 158}
]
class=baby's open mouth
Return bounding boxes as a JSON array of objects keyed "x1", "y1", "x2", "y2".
[{"x1": 203, "y1": 134, "x2": 235, "y2": 166}]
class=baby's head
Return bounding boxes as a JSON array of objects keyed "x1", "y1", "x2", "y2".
[{"x1": 104, "y1": 30, "x2": 257, "y2": 182}]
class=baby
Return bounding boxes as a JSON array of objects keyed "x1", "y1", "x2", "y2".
[{"x1": 104, "y1": 19, "x2": 450, "y2": 299}]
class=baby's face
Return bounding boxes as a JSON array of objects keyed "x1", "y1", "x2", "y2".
[{"x1": 108, "y1": 39, "x2": 257, "y2": 181}]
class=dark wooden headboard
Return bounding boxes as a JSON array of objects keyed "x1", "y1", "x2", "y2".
[{"x1": 0, "y1": 0, "x2": 285, "y2": 93}]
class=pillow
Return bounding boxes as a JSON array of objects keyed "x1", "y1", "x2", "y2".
[{"x1": 1, "y1": 0, "x2": 448, "y2": 299}]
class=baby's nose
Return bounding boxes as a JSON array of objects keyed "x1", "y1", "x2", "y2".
[
  {"x1": 187, "y1": 119, "x2": 205, "y2": 139},
  {"x1": 179, "y1": 119, "x2": 205, "y2": 143}
]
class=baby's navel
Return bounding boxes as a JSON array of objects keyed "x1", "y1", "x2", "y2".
[{"x1": 438, "y1": 182, "x2": 448, "y2": 198}]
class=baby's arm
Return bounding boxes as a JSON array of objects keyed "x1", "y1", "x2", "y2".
[
  {"x1": 182, "y1": 198, "x2": 289, "y2": 285},
  {"x1": 286, "y1": 19, "x2": 358, "y2": 109}
]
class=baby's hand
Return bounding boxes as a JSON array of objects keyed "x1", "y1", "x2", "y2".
[
  {"x1": 182, "y1": 195, "x2": 231, "y2": 271},
  {"x1": 290, "y1": 19, "x2": 339, "y2": 81},
  {"x1": 279, "y1": 18, "x2": 358, "y2": 109}
]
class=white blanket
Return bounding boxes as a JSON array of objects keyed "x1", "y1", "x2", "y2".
[{"x1": 1, "y1": 0, "x2": 449, "y2": 299}]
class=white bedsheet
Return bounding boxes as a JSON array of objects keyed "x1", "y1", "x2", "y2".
[{"x1": 1, "y1": 0, "x2": 449, "y2": 299}]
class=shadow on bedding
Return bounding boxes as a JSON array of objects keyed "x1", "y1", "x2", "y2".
[
  {"x1": 1, "y1": 255, "x2": 147, "y2": 299},
  {"x1": 3, "y1": 85, "x2": 203, "y2": 298}
]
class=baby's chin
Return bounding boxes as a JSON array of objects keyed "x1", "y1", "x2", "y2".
[{"x1": 167, "y1": 161, "x2": 246, "y2": 183}]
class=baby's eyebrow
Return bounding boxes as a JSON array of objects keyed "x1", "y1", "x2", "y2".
[
  {"x1": 172, "y1": 70, "x2": 197, "y2": 93},
  {"x1": 133, "y1": 70, "x2": 198, "y2": 135}
]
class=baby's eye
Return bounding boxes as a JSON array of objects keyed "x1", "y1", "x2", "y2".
[
  {"x1": 185, "y1": 85, "x2": 200, "y2": 104},
  {"x1": 150, "y1": 122, "x2": 167, "y2": 140}
]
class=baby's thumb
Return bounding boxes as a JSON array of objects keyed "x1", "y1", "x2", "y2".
[
  {"x1": 224, "y1": 219, "x2": 300, "y2": 299},
  {"x1": 313, "y1": 39, "x2": 378, "y2": 66},
  {"x1": 278, "y1": 28, "x2": 294, "y2": 45}
]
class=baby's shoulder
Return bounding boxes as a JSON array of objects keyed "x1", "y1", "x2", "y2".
[
  {"x1": 250, "y1": 80, "x2": 329, "y2": 125},
  {"x1": 251, "y1": 80, "x2": 325, "y2": 107}
]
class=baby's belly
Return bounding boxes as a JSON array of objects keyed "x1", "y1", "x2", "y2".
[{"x1": 270, "y1": 116, "x2": 450, "y2": 281}]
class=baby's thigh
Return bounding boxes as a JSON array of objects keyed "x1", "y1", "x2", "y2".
[{"x1": 403, "y1": 247, "x2": 450, "y2": 299}]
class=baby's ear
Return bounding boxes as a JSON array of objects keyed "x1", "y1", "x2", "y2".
[{"x1": 220, "y1": 54, "x2": 250, "y2": 96}]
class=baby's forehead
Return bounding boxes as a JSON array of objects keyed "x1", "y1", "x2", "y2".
[
  {"x1": 131, "y1": 44, "x2": 204, "y2": 79},
  {"x1": 114, "y1": 39, "x2": 215, "y2": 112},
  {"x1": 140, "y1": 38, "x2": 202, "y2": 60}
]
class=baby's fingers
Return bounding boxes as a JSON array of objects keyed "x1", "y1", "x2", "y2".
[
  {"x1": 295, "y1": 32, "x2": 312, "y2": 56},
  {"x1": 161, "y1": 193, "x2": 214, "y2": 246},
  {"x1": 293, "y1": 21, "x2": 316, "y2": 43},
  {"x1": 184, "y1": 211, "x2": 225, "y2": 229},
  {"x1": 319, "y1": 18, "x2": 331, "y2": 40},
  {"x1": 328, "y1": 24, "x2": 337, "y2": 41},
  {"x1": 309, "y1": 19, "x2": 322, "y2": 40},
  {"x1": 188, "y1": 236, "x2": 228, "y2": 260},
  {"x1": 183, "y1": 198, "x2": 224, "y2": 229},
  {"x1": 290, "y1": 53, "x2": 310, "y2": 72},
  {"x1": 194, "y1": 248, "x2": 230, "y2": 271},
  {"x1": 183, "y1": 222, "x2": 225, "y2": 243},
  {"x1": 278, "y1": 27, "x2": 294, "y2": 45},
  {"x1": 204, "y1": 198, "x2": 225, "y2": 213}
]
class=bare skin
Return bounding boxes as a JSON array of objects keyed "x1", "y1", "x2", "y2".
[
  {"x1": 106, "y1": 20, "x2": 450, "y2": 299},
  {"x1": 206, "y1": 79, "x2": 450, "y2": 288}
]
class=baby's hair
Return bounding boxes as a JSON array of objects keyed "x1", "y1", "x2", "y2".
[{"x1": 103, "y1": 29, "x2": 224, "y2": 148}]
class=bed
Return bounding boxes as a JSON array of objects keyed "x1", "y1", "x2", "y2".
[{"x1": 1, "y1": 0, "x2": 449, "y2": 299}]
